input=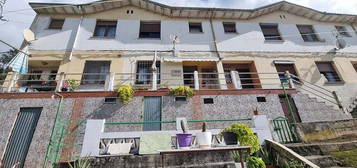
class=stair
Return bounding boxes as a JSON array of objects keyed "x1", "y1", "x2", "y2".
[{"x1": 285, "y1": 140, "x2": 357, "y2": 167}]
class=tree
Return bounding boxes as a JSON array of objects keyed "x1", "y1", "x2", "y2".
[{"x1": 0, "y1": 49, "x2": 17, "y2": 83}]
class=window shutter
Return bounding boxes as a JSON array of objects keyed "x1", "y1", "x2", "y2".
[
  {"x1": 316, "y1": 62, "x2": 334, "y2": 72},
  {"x1": 140, "y1": 22, "x2": 160, "y2": 33}
]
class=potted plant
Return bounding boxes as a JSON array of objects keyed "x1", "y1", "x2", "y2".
[
  {"x1": 176, "y1": 120, "x2": 192, "y2": 149},
  {"x1": 62, "y1": 79, "x2": 80, "y2": 92},
  {"x1": 247, "y1": 156, "x2": 266, "y2": 168},
  {"x1": 117, "y1": 85, "x2": 134, "y2": 104},
  {"x1": 196, "y1": 122, "x2": 212, "y2": 148},
  {"x1": 220, "y1": 123, "x2": 260, "y2": 153},
  {"x1": 169, "y1": 86, "x2": 194, "y2": 98}
]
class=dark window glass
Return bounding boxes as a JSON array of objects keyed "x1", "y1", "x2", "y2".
[
  {"x1": 260, "y1": 23, "x2": 282, "y2": 40},
  {"x1": 139, "y1": 21, "x2": 161, "y2": 38},
  {"x1": 335, "y1": 26, "x2": 351, "y2": 37},
  {"x1": 223, "y1": 22, "x2": 236, "y2": 33},
  {"x1": 316, "y1": 62, "x2": 341, "y2": 82},
  {"x1": 136, "y1": 61, "x2": 161, "y2": 84},
  {"x1": 48, "y1": 19, "x2": 64, "y2": 29},
  {"x1": 189, "y1": 22, "x2": 203, "y2": 33},
  {"x1": 93, "y1": 21, "x2": 117, "y2": 38},
  {"x1": 353, "y1": 63, "x2": 357, "y2": 73},
  {"x1": 297, "y1": 25, "x2": 319, "y2": 42}
]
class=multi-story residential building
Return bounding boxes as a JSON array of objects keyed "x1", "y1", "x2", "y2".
[{"x1": 1, "y1": 0, "x2": 357, "y2": 167}]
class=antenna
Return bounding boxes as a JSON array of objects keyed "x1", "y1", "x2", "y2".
[
  {"x1": 334, "y1": 33, "x2": 346, "y2": 50},
  {"x1": 169, "y1": 34, "x2": 180, "y2": 50}
]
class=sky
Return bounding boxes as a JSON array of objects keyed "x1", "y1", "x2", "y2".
[{"x1": 1, "y1": 0, "x2": 357, "y2": 52}]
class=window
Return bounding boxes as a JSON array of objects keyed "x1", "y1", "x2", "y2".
[
  {"x1": 82, "y1": 61, "x2": 111, "y2": 84},
  {"x1": 136, "y1": 61, "x2": 160, "y2": 84},
  {"x1": 297, "y1": 25, "x2": 319, "y2": 42},
  {"x1": 48, "y1": 19, "x2": 64, "y2": 29},
  {"x1": 260, "y1": 23, "x2": 282, "y2": 40},
  {"x1": 189, "y1": 22, "x2": 203, "y2": 33},
  {"x1": 93, "y1": 21, "x2": 117, "y2": 38},
  {"x1": 335, "y1": 26, "x2": 351, "y2": 37},
  {"x1": 223, "y1": 22, "x2": 236, "y2": 33},
  {"x1": 315, "y1": 62, "x2": 341, "y2": 82},
  {"x1": 139, "y1": 21, "x2": 161, "y2": 38}
]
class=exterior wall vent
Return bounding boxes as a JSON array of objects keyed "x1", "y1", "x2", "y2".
[
  {"x1": 104, "y1": 97, "x2": 117, "y2": 103},
  {"x1": 203, "y1": 98, "x2": 214, "y2": 104},
  {"x1": 257, "y1": 97, "x2": 266, "y2": 102},
  {"x1": 175, "y1": 97, "x2": 187, "y2": 101}
]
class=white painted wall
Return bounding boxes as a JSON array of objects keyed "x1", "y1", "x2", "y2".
[{"x1": 30, "y1": 12, "x2": 357, "y2": 53}]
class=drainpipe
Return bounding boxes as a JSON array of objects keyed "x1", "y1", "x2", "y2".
[
  {"x1": 209, "y1": 11, "x2": 227, "y2": 89},
  {"x1": 67, "y1": 5, "x2": 84, "y2": 61},
  {"x1": 43, "y1": 93, "x2": 64, "y2": 168}
]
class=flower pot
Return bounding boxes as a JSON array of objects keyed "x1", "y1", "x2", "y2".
[
  {"x1": 266, "y1": 165, "x2": 274, "y2": 168},
  {"x1": 222, "y1": 132, "x2": 238, "y2": 145},
  {"x1": 61, "y1": 88, "x2": 68, "y2": 92},
  {"x1": 176, "y1": 133, "x2": 192, "y2": 148},
  {"x1": 253, "y1": 110, "x2": 259, "y2": 115},
  {"x1": 196, "y1": 132, "x2": 212, "y2": 148}
]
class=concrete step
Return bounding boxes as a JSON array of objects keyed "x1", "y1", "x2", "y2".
[
  {"x1": 305, "y1": 155, "x2": 337, "y2": 167},
  {"x1": 285, "y1": 140, "x2": 357, "y2": 156}
]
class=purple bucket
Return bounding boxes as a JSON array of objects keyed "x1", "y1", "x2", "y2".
[{"x1": 176, "y1": 133, "x2": 192, "y2": 147}]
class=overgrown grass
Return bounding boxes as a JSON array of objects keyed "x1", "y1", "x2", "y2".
[{"x1": 330, "y1": 149, "x2": 357, "y2": 167}]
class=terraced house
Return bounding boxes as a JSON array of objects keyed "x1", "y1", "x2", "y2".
[{"x1": 1, "y1": 0, "x2": 357, "y2": 167}]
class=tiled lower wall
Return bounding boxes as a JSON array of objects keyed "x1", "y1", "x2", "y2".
[{"x1": 0, "y1": 92, "x2": 352, "y2": 168}]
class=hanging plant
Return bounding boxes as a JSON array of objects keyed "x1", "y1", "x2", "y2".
[
  {"x1": 117, "y1": 85, "x2": 134, "y2": 104},
  {"x1": 221, "y1": 123, "x2": 261, "y2": 154},
  {"x1": 169, "y1": 86, "x2": 194, "y2": 98}
]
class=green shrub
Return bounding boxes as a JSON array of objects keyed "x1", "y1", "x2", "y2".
[
  {"x1": 221, "y1": 123, "x2": 260, "y2": 153},
  {"x1": 247, "y1": 156, "x2": 266, "y2": 168},
  {"x1": 68, "y1": 157, "x2": 91, "y2": 168},
  {"x1": 117, "y1": 85, "x2": 134, "y2": 104},
  {"x1": 169, "y1": 86, "x2": 194, "y2": 98}
]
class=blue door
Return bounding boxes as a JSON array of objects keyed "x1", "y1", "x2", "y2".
[
  {"x1": 143, "y1": 97, "x2": 162, "y2": 131},
  {"x1": 2, "y1": 107, "x2": 42, "y2": 168}
]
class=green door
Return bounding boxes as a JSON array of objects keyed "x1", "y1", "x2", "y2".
[
  {"x1": 143, "y1": 97, "x2": 162, "y2": 131},
  {"x1": 2, "y1": 107, "x2": 42, "y2": 168}
]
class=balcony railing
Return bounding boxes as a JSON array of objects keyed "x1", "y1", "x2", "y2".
[{"x1": 0, "y1": 71, "x2": 294, "y2": 93}]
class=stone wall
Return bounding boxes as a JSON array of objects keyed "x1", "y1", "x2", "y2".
[
  {"x1": 0, "y1": 92, "x2": 352, "y2": 167},
  {"x1": 295, "y1": 118, "x2": 357, "y2": 142}
]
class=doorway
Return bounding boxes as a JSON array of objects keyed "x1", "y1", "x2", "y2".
[
  {"x1": 279, "y1": 95, "x2": 301, "y2": 123},
  {"x1": 81, "y1": 61, "x2": 111, "y2": 85},
  {"x1": 223, "y1": 63, "x2": 261, "y2": 89},
  {"x1": 2, "y1": 107, "x2": 42, "y2": 168},
  {"x1": 143, "y1": 96, "x2": 162, "y2": 131}
]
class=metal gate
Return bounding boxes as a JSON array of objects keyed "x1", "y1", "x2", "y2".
[
  {"x1": 272, "y1": 117, "x2": 299, "y2": 143},
  {"x1": 143, "y1": 96, "x2": 162, "y2": 131},
  {"x1": 2, "y1": 107, "x2": 42, "y2": 168}
]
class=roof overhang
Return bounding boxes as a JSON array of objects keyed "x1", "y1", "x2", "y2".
[{"x1": 29, "y1": 0, "x2": 357, "y2": 23}]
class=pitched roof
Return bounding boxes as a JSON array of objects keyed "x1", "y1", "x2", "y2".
[{"x1": 29, "y1": 0, "x2": 357, "y2": 23}]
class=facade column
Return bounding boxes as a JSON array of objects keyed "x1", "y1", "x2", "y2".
[{"x1": 216, "y1": 60, "x2": 227, "y2": 90}]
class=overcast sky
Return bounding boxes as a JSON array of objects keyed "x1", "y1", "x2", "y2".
[{"x1": 1, "y1": 0, "x2": 357, "y2": 52}]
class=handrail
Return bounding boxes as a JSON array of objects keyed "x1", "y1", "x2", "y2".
[
  {"x1": 104, "y1": 118, "x2": 252, "y2": 125},
  {"x1": 290, "y1": 74, "x2": 333, "y2": 93}
]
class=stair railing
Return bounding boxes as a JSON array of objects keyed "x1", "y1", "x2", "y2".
[{"x1": 288, "y1": 74, "x2": 343, "y2": 109}]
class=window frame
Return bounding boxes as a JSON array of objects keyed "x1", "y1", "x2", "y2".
[
  {"x1": 48, "y1": 19, "x2": 65, "y2": 30},
  {"x1": 296, "y1": 25, "x2": 321, "y2": 42},
  {"x1": 93, "y1": 20, "x2": 117, "y2": 38},
  {"x1": 260, "y1": 23, "x2": 283, "y2": 41},
  {"x1": 315, "y1": 62, "x2": 342, "y2": 83},
  {"x1": 189, "y1": 22, "x2": 203, "y2": 33},
  {"x1": 335, "y1": 25, "x2": 352, "y2": 37},
  {"x1": 139, "y1": 21, "x2": 161, "y2": 39},
  {"x1": 223, "y1": 22, "x2": 237, "y2": 33},
  {"x1": 135, "y1": 61, "x2": 161, "y2": 85}
]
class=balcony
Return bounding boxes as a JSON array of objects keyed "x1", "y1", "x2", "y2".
[{"x1": 0, "y1": 70, "x2": 296, "y2": 93}]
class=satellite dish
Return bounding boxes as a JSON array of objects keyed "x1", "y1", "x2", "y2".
[
  {"x1": 335, "y1": 38, "x2": 346, "y2": 50},
  {"x1": 23, "y1": 29, "x2": 35, "y2": 42}
]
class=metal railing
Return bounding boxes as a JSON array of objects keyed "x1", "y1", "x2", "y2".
[{"x1": 0, "y1": 71, "x2": 290, "y2": 93}]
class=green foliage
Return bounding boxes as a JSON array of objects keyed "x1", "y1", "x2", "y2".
[
  {"x1": 221, "y1": 123, "x2": 260, "y2": 153},
  {"x1": 116, "y1": 85, "x2": 134, "y2": 104},
  {"x1": 279, "y1": 160, "x2": 305, "y2": 168},
  {"x1": 256, "y1": 147, "x2": 273, "y2": 165},
  {"x1": 169, "y1": 86, "x2": 194, "y2": 98},
  {"x1": 331, "y1": 149, "x2": 357, "y2": 167},
  {"x1": 0, "y1": 49, "x2": 17, "y2": 68},
  {"x1": 65, "y1": 79, "x2": 80, "y2": 92},
  {"x1": 247, "y1": 156, "x2": 266, "y2": 168},
  {"x1": 180, "y1": 119, "x2": 189, "y2": 133},
  {"x1": 68, "y1": 157, "x2": 91, "y2": 168}
]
